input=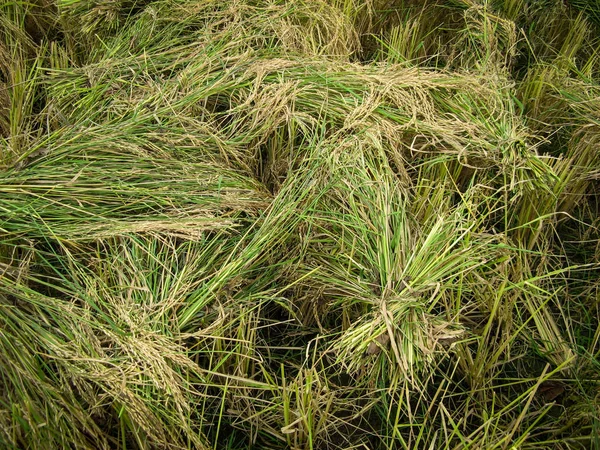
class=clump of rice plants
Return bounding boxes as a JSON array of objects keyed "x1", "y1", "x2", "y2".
[{"x1": 1, "y1": 0, "x2": 599, "y2": 448}]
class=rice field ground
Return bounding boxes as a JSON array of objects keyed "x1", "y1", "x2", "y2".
[{"x1": 1, "y1": 0, "x2": 600, "y2": 448}]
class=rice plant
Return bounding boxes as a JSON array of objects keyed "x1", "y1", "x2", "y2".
[{"x1": 1, "y1": 0, "x2": 599, "y2": 448}]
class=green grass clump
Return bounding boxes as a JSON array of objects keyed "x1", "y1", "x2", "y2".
[{"x1": 1, "y1": 0, "x2": 599, "y2": 448}]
